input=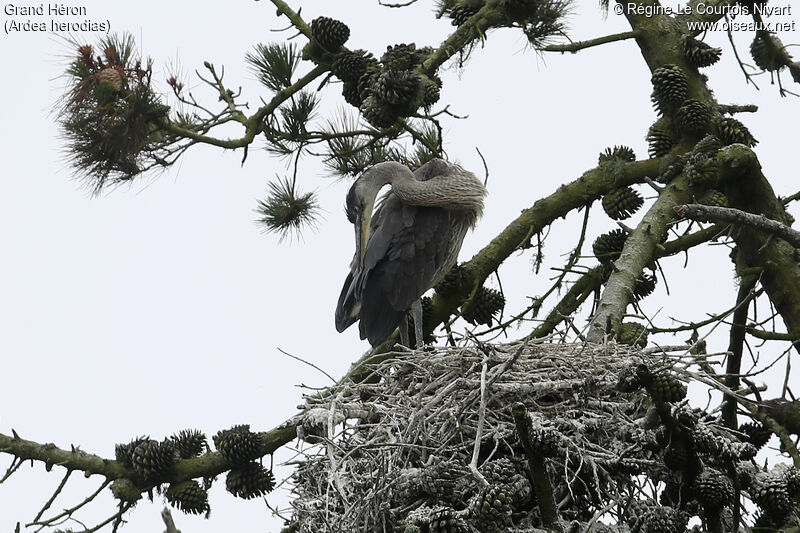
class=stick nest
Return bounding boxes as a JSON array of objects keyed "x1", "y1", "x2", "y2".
[{"x1": 285, "y1": 341, "x2": 676, "y2": 532}]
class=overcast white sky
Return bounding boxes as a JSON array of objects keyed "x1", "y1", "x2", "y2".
[{"x1": 1, "y1": 1, "x2": 798, "y2": 531}]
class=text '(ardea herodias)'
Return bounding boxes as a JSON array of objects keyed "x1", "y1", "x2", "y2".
[{"x1": 335, "y1": 158, "x2": 487, "y2": 348}]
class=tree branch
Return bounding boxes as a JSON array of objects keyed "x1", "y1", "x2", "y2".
[
  {"x1": 0, "y1": 424, "x2": 297, "y2": 492},
  {"x1": 674, "y1": 203, "x2": 800, "y2": 249},
  {"x1": 717, "y1": 145, "x2": 800, "y2": 352},
  {"x1": 268, "y1": 0, "x2": 312, "y2": 38},
  {"x1": 541, "y1": 31, "x2": 638, "y2": 53},
  {"x1": 587, "y1": 173, "x2": 693, "y2": 342}
]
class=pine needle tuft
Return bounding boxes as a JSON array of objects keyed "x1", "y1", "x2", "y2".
[
  {"x1": 246, "y1": 43, "x2": 300, "y2": 92},
  {"x1": 256, "y1": 177, "x2": 320, "y2": 241}
]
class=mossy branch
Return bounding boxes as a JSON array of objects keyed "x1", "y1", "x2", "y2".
[
  {"x1": 0, "y1": 425, "x2": 297, "y2": 492},
  {"x1": 421, "y1": 5, "x2": 508, "y2": 74},
  {"x1": 719, "y1": 145, "x2": 800, "y2": 352},
  {"x1": 587, "y1": 174, "x2": 693, "y2": 342},
  {"x1": 268, "y1": 0, "x2": 313, "y2": 39}
]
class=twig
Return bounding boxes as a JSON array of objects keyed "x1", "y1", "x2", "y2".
[
  {"x1": 475, "y1": 146, "x2": 489, "y2": 187},
  {"x1": 1, "y1": 456, "x2": 23, "y2": 483},
  {"x1": 33, "y1": 469, "x2": 73, "y2": 522},
  {"x1": 469, "y1": 348, "x2": 490, "y2": 487},
  {"x1": 278, "y1": 347, "x2": 336, "y2": 383},
  {"x1": 35, "y1": 479, "x2": 112, "y2": 527}
]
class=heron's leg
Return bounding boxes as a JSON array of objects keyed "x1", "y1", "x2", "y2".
[
  {"x1": 399, "y1": 315, "x2": 410, "y2": 348},
  {"x1": 411, "y1": 299, "x2": 424, "y2": 349}
]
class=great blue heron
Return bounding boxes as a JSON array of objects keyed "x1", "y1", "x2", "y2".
[{"x1": 335, "y1": 158, "x2": 487, "y2": 347}]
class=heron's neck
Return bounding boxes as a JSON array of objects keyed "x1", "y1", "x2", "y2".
[{"x1": 390, "y1": 170, "x2": 485, "y2": 215}]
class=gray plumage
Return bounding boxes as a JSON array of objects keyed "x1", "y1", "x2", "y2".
[{"x1": 335, "y1": 158, "x2": 486, "y2": 346}]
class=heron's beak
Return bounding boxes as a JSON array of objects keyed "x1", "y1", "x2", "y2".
[{"x1": 355, "y1": 204, "x2": 373, "y2": 270}]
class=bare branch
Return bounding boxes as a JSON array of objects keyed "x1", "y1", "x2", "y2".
[
  {"x1": 541, "y1": 31, "x2": 638, "y2": 53},
  {"x1": 675, "y1": 203, "x2": 800, "y2": 249}
]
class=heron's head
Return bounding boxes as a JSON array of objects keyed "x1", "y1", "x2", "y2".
[{"x1": 346, "y1": 162, "x2": 409, "y2": 267}]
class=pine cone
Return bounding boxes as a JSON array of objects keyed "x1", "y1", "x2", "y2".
[
  {"x1": 226, "y1": 462, "x2": 276, "y2": 499},
  {"x1": 752, "y1": 471, "x2": 795, "y2": 520},
  {"x1": 694, "y1": 470, "x2": 735, "y2": 509},
  {"x1": 717, "y1": 439, "x2": 758, "y2": 461},
  {"x1": 421, "y1": 75, "x2": 442, "y2": 108},
  {"x1": 171, "y1": 429, "x2": 207, "y2": 459},
  {"x1": 342, "y1": 81, "x2": 363, "y2": 107},
  {"x1": 664, "y1": 444, "x2": 691, "y2": 471},
  {"x1": 750, "y1": 32, "x2": 790, "y2": 72},
  {"x1": 472, "y1": 485, "x2": 513, "y2": 532},
  {"x1": 647, "y1": 123, "x2": 675, "y2": 158},
  {"x1": 784, "y1": 466, "x2": 800, "y2": 496},
  {"x1": 598, "y1": 145, "x2": 636, "y2": 164},
  {"x1": 360, "y1": 95, "x2": 398, "y2": 128},
  {"x1": 166, "y1": 480, "x2": 210, "y2": 515},
  {"x1": 647, "y1": 371, "x2": 686, "y2": 403},
  {"x1": 482, "y1": 458, "x2": 519, "y2": 486},
  {"x1": 415, "y1": 295, "x2": 436, "y2": 345},
  {"x1": 699, "y1": 190, "x2": 728, "y2": 207},
  {"x1": 677, "y1": 99, "x2": 712, "y2": 135},
  {"x1": 435, "y1": 264, "x2": 470, "y2": 296},
  {"x1": 617, "y1": 322, "x2": 648, "y2": 348},
  {"x1": 690, "y1": 424, "x2": 719, "y2": 454},
  {"x1": 657, "y1": 154, "x2": 685, "y2": 184},
  {"x1": 213, "y1": 424, "x2": 264, "y2": 465},
  {"x1": 651, "y1": 65, "x2": 688, "y2": 114},
  {"x1": 716, "y1": 117, "x2": 758, "y2": 147},
  {"x1": 310, "y1": 16, "x2": 350, "y2": 51},
  {"x1": 448, "y1": 4, "x2": 481, "y2": 26},
  {"x1": 592, "y1": 229, "x2": 628, "y2": 264},
  {"x1": 602, "y1": 186, "x2": 644, "y2": 220},
  {"x1": 529, "y1": 424, "x2": 562, "y2": 457},
  {"x1": 428, "y1": 507, "x2": 462, "y2": 533},
  {"x1": 643, "y1": 505, "x2": 688, "y2": 533},
  {"x1": 683, "y1": 36, "x2": 722, "y2": 67},
  {"x1": 693, "y1": 134, "x2": 723, "y2": 155},
  {"x1": 684, "y1": 152, "x2": 718, "y2": 189},
  {"x1": 381, "y1": 43, "x2": 420, "y2": 71},
  {"x1": 331, "y1": 50, "x2": 375, "y2": 83},
  {"x1": 96, "y1": 67, "x2": 123, "y2": 92},
  {"x1": 115, "y1": 436, "x2": 151, "y2": 467},
  {"x1": 634, "y1": 272, "x2": 657, "y2": 300},
  {"x1": 462, "y1": 287, "x2": 505, "y2": 326},
  {"x1": 130, "y1": 439, "x2": 178, "y2": 480},
  {"x1": 357, "y1": 65, "x2": 381, "y2": 101},
  {"x1": 740, "y1": 421, "x2": 772, "y2": 449},
  {"x1": 375, "y1": 69, "x2": 422, "y2": 107}
]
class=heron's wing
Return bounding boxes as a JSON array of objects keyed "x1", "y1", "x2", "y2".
[
  {"x1": 334, "y1": 192, "x2": 412, "y2": 336},
  {"x1": 358, "y1": 203, "x2": 467, "y2": 345},
  {"x1": 334, "y1": 255, "x2": 359, "y2": 333}
]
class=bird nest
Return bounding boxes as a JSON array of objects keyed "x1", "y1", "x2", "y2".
[{"x1": 284, "y1": 341, "x2": 676, "y2": 532}]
